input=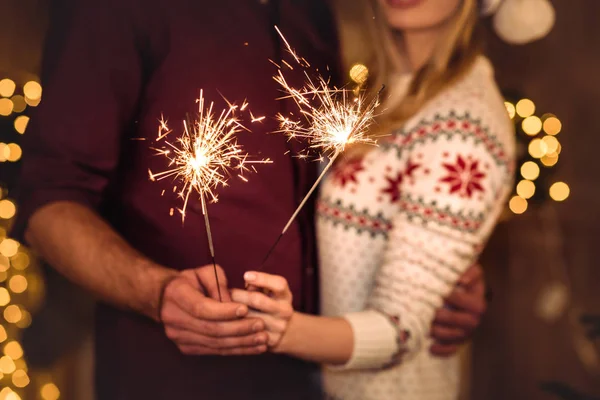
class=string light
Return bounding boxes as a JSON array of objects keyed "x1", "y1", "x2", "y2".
[
  {"x1": 506, "y1": 96, "x2": 568, "y2": 215},
  {"x1": 0, "y1": 78, "x2": 59, "y2": 397}
]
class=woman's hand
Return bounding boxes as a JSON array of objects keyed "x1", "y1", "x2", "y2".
[{"x1": 230, "y1": 271, "x2": 294, "y2": 350}]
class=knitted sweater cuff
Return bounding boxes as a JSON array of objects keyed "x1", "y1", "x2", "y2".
[{"x1": 332, "y1": 310, "x2": 399, "y2": 370}]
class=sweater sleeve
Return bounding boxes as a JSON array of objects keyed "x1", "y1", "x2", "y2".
[{"x1": 339, "y1": 114, "x2": 513, "y2": 370}]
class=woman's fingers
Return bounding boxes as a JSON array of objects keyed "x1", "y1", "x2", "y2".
[
  {"x1": 231, "y1": 288, "x2": 292, "y2": 317},
  {"x1": 243, "y1": 271, "x2": 293, "y2": 302}
]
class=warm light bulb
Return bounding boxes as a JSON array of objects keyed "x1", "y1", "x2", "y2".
[{"x1": 549, "y1": 182, "x2": 570, "y2": 201}]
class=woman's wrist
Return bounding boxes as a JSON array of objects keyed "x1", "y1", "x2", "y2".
[{"x1": 271, "y1": 311, "x2": 300, "y2": 354}]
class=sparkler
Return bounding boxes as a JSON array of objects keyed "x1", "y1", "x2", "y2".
[
  {"x1": 258, "y1": 27, "x2": 384, "y2": 270},
  {"x1": 149, "y1": 90, "x2": 271, "y2": 301}
]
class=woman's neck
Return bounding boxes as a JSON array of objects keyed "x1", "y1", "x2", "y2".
[{"x1": 395, "y1": 25, "x2": 447, "y2": 72}]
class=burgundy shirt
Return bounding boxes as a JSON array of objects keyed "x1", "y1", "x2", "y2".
[{"x1": 16, "y1": 0, "x2": 339, "y2": 398}]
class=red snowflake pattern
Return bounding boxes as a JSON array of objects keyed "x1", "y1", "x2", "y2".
[
  {"x1": 331, "y1": 158, "x2": 364, "y2": 188},
  {"x1": 439, "y1": 154, "x2": 486, "y2": 198},
  {"x1": 381, "y1": 159, "x2": 421, "y2": 203}
]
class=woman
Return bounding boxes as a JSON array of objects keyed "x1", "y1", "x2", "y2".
[{"x1": 233, "y1": 0, "x2": 516, "y2": 398}]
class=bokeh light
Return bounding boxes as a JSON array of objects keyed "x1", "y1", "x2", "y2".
[
  {"x1": 8, "y1": 275, "x2": 27, "y2": 294},
  {"x1": 543, "y1": 116, "x2": 562, "y2": 135},
  {"x1": 549, "y1": 182, "x2": 570, "y2": 201},
  {"x1": 0, "y1": 239, "x2": 20, "y2": 258},
  {"x1": 4, "y1": 342, "x2": 24, "y2": 360},
  {"x1": 0, "y1": 356, "x2": 16, "y2": 374},
  {"x1": 10, "y1": 96, "x2": 26, "y2": 113},
  {"x1": 516, "y1": 98, "x2": 535, "y2": 118},
  {"x1": 504, "y1": 102, "x2": 516, "y2": 119},
  {"x1": 541, "y1": 152, "x2": 559, "y2": 167},
  {"x1": 522, "y1": 116, "x2": 542, "y2": 136},
  {"x1": 0, "y1": 200, "x2": 16, "y2": 219},
  {"x1": 516, "y1": 180, "x2": 536, "y2": 199},
  {"x1": 4, "y1": 305, "x2": 22, "y2": 323},
  {"x1": 11, "y1": 253, "x2": 30, "y2": 271},
  {"x1": 41, "y1": 383, "x2": 60, "y2": 400},
  {"x1": 349, "y1": 64, "x2": 369, "y2": 84},
  {"x1": 0, "y1": 98, "x2": 14, "y2": 117},
  {"x1": 12, "y1": 370, "x2": 29, "y2": 388},
  {"x1": 13, "y1": 116, "x2": 29, "y2": 134},
  {"x1": 0, "y1": 326, "x2": 6, "y2": 343},
  {"x1": 509, "y1": 195, "x2": 528, "y2": 214},
  {"x1": 0, "y1": 287, "x2": 10, "y2": 306},
  {"x1": 7, "y1": 144, "x2": 22, "y2": 162},
  {"x1": 528, "y1": 138, "x2": 547, "y2": 158},
  {"x1": 23, "y1": 81, "x2": 42, "y2": 101},
  {"x1": 0, "y1": 79, "x2": 16, "y2": 98},
  {"x1": 521, "y1": 161, "x2": 540, "y2": 180}
]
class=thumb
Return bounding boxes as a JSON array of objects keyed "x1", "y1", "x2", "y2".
[{"x1": 195, "y1": 264, "x2": 231, "y2": 302}]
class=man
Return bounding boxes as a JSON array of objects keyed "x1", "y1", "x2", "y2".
[{"x1": 15, "y1": 0, "x2": 487, "y2": 398}]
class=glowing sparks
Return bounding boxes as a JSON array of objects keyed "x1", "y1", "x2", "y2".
[
  {"x1": 273, "y1": 26, "x2": 381, "y2": 161},
  {"x1": 258, "y1": 27, "x2": 383, "y2": 271},
  {"x1": 148, "y1": 90, "x2": 271, "y2": 222}
]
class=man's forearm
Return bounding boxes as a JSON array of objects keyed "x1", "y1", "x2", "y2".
[{"x1": 26, "y1": 201, "x2": 178, "y2": 321}]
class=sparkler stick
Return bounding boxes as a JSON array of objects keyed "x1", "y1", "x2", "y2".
[
  {"x1": 149, "y1": 90, "x2": 271, "y2": 300},
  {"x1": 258, "y1": 27, "x2": 383, "y2": 270}
]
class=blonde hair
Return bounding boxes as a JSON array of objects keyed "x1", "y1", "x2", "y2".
[{"x1": 334, "y1": 0, "x2": 481, "y2": 137}]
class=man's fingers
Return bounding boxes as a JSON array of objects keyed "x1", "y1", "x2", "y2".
[
  {"x1": 166, "y1": 279, "x2": 247, "y2": 321},
  {"x1": 165, "y1": 327, "x2": 268, "y2": 348},
  {"x1": 430, "y1": 325, "x2": 467, "y2": 342},
  {"x1": 458, "y1": 264, "x2": 483, "y2": 286},
  {"x1": 243, "y1": 271, "x2": 292, "y2": 301},
  {"x1": 429, "y1": 343, "x2": 460, "y2": 357},
  {"x1": 178, "y1": 344, "x2": 268, "y2": 356},
  {"x1": 433, "y1": 308, "x2": 479, "y2": 330},
  {"x1": 195, "y1": 264, "x2": 231, "y2": 302},
  {"x1": 163, "y1": 305, "x2": 265, "y2": 337},
  {"x1": 445, "y1": 287, "x2": 486, "y2": 315}
]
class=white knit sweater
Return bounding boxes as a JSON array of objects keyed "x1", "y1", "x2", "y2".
[{"x1": 317, "y1": 56, "x2": 515, "y2": 400}]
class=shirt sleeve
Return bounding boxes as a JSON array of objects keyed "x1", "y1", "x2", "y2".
[
  {"x1": 12, "y1": 0, "x2": 145, "y2": 242},
  {"x1": 339, "y1": 116, "x2": 513, "y2": 370}
]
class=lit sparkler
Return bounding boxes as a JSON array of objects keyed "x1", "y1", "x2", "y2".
[
  {"x1": 259, "y1": 27, "x2": 384, "y2": 270},
  {"x1": 149, "y1": 90, "x2": 271, "y2": 300}
]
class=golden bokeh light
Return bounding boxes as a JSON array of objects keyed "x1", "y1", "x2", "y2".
[
  {"x1": 0, "y1": 98, "x2": 14, "y2": 117},
  {"x1": 10, "y1": 96, "x2": 26, "y2": 114},
  {"x1": 7, "y1": 144, "x2": 22, "y2": 162},
  {"x1": 14, "y1": 116, "x2": 29, "y2": 135},
  {"x1": 509, "y1": 195, "x2": 528, "y2": 214},
  {"x1": 543, "y1": 116, "x2": 562, "y2": 135},
  {"x1": 24, "y1": 96, "x2": 41, "y2": 107},
  {"x1": 542, "y1": 135, "x2": 559, "y2": 154},
  {"x1": 0, "y1": 257, "x2": 9, "y2": 273},
  {"x1": 41, "y1": 383, "x2": 60, "y2": 400},
  {"x1": 5, "y1": 390, "x2": 21, "y2": 400},
  {"x1": 12, "y1": 369, "x2": 29, "y2": 388},
  {"x1": 541, "y1": 152, "x2": 559, "y2": 167},
  {"x1": 0, "y1": 143, "x2": 8, "y2": 162},
  {"x1": 0, "y1": 356, "x2": 16, "y2": 374},
  {"x1": 504, "y1": 102, "x2": 516, "y2": 119},
  {"x1": 0, "y1": 239, "x2": 19, "y2": 258},
  {"x1": 516, "y1": 98, "x2": 535, "y2": 118},
  {"x1": 23, "y1": 81, "x2": 42, "y2": 101},
  {"x1": 0, "y1": 79, "x2": 16, "y2": 98},
  {"x1": 549, "y1": 182, "x2": 570, "y2": 201},
  {"x1": 11, "y1": 252, "x2": 30, "y2": 271},
  {"x1": 0, "y1": 200, "x2": 16, "y2": 219},
  {"x1": 0, "y1": 326, "x2": 6, "y2": 343},
  {"x1": 4, "y1": 342, "x2": 23, "y2": 360},
  {"x1": 522, "y1": 116, "x2": 542, "y2": 136},
  {"x1": 528, "y1": 138, "x2": 547, "y2": 158},
  {"x1": 8, "y1": 275, "x2": 27, "y2": 294},
  {"x1": 349, "y1": 63, "x2": 369, "y2": 84},
  {"x1": 15, "y1": 310, "x2": 32, "y2": 329},
  {"x1": 13, "y1": 358, "x2": 27, "y2": 372},
  {"x1": 516, "y1": 180, "x2": 536, "y2": 199},
  {"x1": 4, "y1": 305, "x2": 22, "y2": 324},
  {"x1": 521, "y1": 161, "x2": 540, "y2": 180},
  {"x1": 0, "y1": 287, "x2": 10, "y2": 306}
]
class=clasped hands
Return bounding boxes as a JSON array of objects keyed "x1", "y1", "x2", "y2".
[{"x1": 159, "y1": 264, "x2": 487, "y2": 357}]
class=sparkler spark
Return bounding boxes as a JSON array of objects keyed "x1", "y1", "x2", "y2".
[
  {"x1": 149, "y1": 90, "x2": 271, "y2": 300},
  {"x1": 258, "y1": 27, "x2": 384, "y2": 271}
]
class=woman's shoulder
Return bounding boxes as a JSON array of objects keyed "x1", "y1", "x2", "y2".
[{"x1": 404, "y1": 56, "x2": 515, "y2": 146}]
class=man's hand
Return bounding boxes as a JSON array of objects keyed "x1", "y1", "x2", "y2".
[
  {"x1": 160, "y1": 265, "x2": 269, "y2": 356},
  {"x1": 429, "y1": 264, "x2": 487, "y2": 356}
]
